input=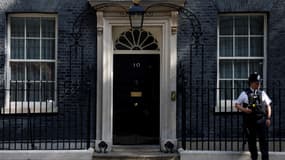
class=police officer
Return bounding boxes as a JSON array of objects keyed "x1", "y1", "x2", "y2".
[{"x1": 235, "y1": 72, "x2": 272, "y2": 160}]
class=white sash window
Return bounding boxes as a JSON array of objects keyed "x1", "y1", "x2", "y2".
[
  {"x1": 4, "y1": 14, "x2": 57, "y2": 114},
  {"x1": 217, "y1": 14, "x2": 266, "y2": 112}
]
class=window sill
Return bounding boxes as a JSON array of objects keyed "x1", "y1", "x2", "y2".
[
  {"x1": 215, "y1": 100, "x2": 238, "y2": 113},
  {"x1": 1, "y1": 101, "x2": 58, "y2": 114}
]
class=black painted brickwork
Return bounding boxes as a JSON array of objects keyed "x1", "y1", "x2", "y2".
[
  {"x1": 177, "y1": 0, "x2": 285, "y2": 141},
  {"x1": 0, "y1": 0, "x2": 284, "y2": 144},
  {"x1": 0, "y1": 0, "x2": 97, "y2": 142}
]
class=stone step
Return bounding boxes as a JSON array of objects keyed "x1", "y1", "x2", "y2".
[
  {"x1": 93, "y1": 145, "x2": 179, "y2": 160},
  {"x1": 112, "y1": 145, "x2": 161, "y2": 152}
]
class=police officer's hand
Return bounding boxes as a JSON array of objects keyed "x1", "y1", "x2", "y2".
[
  {"x1": 266, "y1": 119, "x2": 271, "y2": 127},
  {"x1": 243, "y1": 107, "x2": 252, "y2": 114},
  {"x1": 235, "y1": 104, "x2": 252, "y2": 113}
]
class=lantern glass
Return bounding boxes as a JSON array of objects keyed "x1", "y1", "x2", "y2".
[
  {"x1": 128, "y1": 3, "x2": 144, "y2": 30},
  {"x1": 129, "y1": 13, "x2": 144, "y2": 29}
]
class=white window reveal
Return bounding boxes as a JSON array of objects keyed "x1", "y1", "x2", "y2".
[
  {"x1": 3, "y1": 14, "x2": 57, "y2": 114},
  {"x1": 217, "y1": 14, "x2": 266, "y2": 112}
]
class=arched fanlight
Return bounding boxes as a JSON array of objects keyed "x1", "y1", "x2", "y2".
[{"x1": 128, "y1": 0, "x2": 145, "y2": 30}]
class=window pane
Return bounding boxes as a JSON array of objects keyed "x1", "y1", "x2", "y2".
[
  {"x1": 42, "y1": 39, "x2": 55, "y2": 59},
  {"x1": 220, "y1": 37, "x2": 233, "y2": 56},
  {"x1": 9, "y1": 16, "x2": 56, "y2": 104},
  {"x1": 27, "y1": 39, "x2": 40, "y2": 59},
  {"x1": 219, "y1": 80, "x2": 232, "y2": 100},
  {"x1": 235, "y1": 37, "x2": 248, "y2": 56},
  {"x1": 41, "y1": 82, "x2": 55, "y2": 101},
  {"x1": 42, "y1": 63, "x2": 55, "y2": 81},
  {"x1": 250, "y1": 16, "x2": 264, "y2": 35},
  {"x1": 11, "y1": 17, "x2": 25, "y2": 37},
  {"x1": 234, "y1": 80, "x2": 247, "y2": 98},
  {"x1": 218, "y1": 15, "x2": 265, "y2": 102},
  {"x1": 11, "y1": 62, "x2": 25, "y2": 81},
  {"x1": 219, "y1": 16, "x2": 233, "y2": 35},
  {"x1": 10, "y1": 82, "x2": 24, "y2": 101},
  {"x1": 235, "y1": 16, "x2": 248, "y2": 35},
  {"x1": 27, "y1": 82, "x2": 40, "y2": 101},
  {"x1": 27, "y1": 62, "x2": 40, "y2": 81},
  {"x1": 250, "y1": 37, "x2": 263, "y2": 57},
  {"x1": 11, "y1": 39, "x2": 24, "y2": 59},
  {"x1": 234, "y1": 60, "x2": 248, "y2": 79},
  {"x1": 249, "y1": 60, "x2": 263, "y2": 77},
  {"x1": 42, "y1": 17, "x2": 55, "y2": 38},
  {"x1": 26, "y1": 17, "x2": 40, "y2": 37},
  {"x1": 220, "y1": 61, "x2": 232, "y2": 79}
]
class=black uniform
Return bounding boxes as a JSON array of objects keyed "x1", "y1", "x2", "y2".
[{"x1": 243, "y1": 88, "x2": 269, "y2": 160}]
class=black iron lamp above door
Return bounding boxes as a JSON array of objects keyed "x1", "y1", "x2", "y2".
[{"x1": 128, "y1": 0, "x2": 145, "y2": 30}]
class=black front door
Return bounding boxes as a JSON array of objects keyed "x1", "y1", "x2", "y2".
[{"x1": 113, "y1": 54, "x2": 160, "y2": 145}]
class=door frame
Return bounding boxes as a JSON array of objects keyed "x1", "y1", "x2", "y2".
[{"x1": 95, "y1": 12, "x2": 178, "y2": 152}]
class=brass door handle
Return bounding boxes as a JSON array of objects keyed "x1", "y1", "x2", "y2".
[{"x1": 171, "y1": 91, "x2": 176, "y2": 101}]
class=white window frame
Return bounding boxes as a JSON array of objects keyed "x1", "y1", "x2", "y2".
[
  {"x1": 216, "y1": 13, "x2": 267, "y2": 112},
  {"x1": 3, "y1": 13, "x2": 58, "y2": 114}
]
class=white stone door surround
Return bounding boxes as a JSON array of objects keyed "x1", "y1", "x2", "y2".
[{"x1": 92, "y1": 1, "x2": 181, "y2": 152}]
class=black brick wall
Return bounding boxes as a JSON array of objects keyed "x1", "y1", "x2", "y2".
[
  {"x1": 0, "y1": 0, "x2": 97, "y2": 142},
  {"x1": 177, "y1": 0, "x2": 285, "y2": 141},
  {"x1": 0, "y1": 0, "x2": 284, "y2": 144}
]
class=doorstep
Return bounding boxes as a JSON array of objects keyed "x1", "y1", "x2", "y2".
[{"x1": 93, "y1": 145, "x2": 179, "y2": 160}]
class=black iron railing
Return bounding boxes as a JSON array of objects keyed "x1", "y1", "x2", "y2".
[
  {"x1": 180, "y1": 80, "x2": 285, "y2": 152},
  {"x1": 1, "y1": 79, "x2": 284, "y2": 151},
  {"x1": 0, "y1": 81, "x2": 94, "y2": 150}
]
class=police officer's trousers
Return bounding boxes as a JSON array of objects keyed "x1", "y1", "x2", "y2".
[{"x1": 247, "y1": 117, "x2": 269, "y2": 160}]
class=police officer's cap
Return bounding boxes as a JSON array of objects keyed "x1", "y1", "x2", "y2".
[{"x1": 248, "y1": 72, "x2": 262, "y2": 84}]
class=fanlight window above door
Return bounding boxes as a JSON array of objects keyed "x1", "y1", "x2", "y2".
[{"x1": 114, "y1": 29, "x2": 159, "y2": 50}]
